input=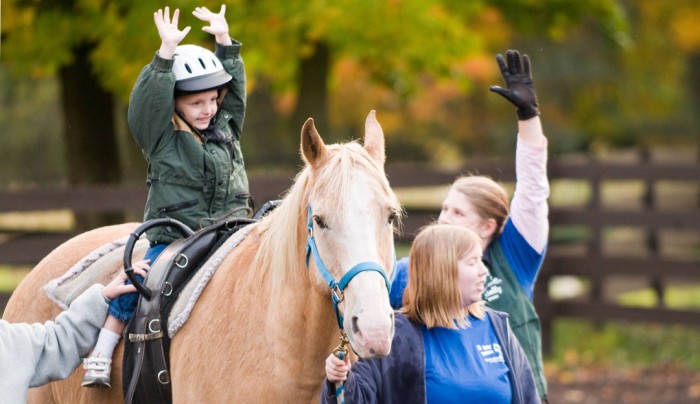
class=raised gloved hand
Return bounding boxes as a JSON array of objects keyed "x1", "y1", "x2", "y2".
[{"x1": 489, "y1": 49, "x2": 539, "y2": 120}]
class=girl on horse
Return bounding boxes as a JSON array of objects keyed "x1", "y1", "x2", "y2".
[{"x1": 82, "y1": 4, "x2": 250, "y2": 388}]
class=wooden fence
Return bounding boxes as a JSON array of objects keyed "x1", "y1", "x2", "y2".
[{"x1": 1, "y1": 155, "x2": 699, "y2": 354}]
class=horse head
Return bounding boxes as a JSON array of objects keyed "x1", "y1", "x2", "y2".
[{"x1": 301, "y1": 110, "x2": 400, "y2": 358}]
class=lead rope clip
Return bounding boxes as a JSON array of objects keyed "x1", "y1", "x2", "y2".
[{"x1": 332, "y1": 331, "x2": 350, "y2": 404}]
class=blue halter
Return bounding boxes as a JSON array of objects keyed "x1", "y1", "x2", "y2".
[{"x1": 305, "y1": 204, "x2": 396, "y2": 330}]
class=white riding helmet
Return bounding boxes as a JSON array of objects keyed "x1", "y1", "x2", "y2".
[{"x1": 172, "y1": 44, "x2": 232, "y2": 92}]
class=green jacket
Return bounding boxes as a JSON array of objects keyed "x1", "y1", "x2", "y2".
[
  {"x1": 128, "y1": 41, "x2": 250, "y2": 244},
  {"x1": 487, "y1": 239, "x2": 547, "y2": 401}
]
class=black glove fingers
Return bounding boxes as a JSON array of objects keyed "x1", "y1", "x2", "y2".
[
  {"x1": 495, "y1": 54, "x2": 508, "y2": 79},
  {"x1": 492, "y1": 49, "x2": 540, "y2": 120},
  {"x1": 489, "y1": 85, "x2": 506, "y2": 95},
  {"x1": 489, "y1": 85, "x2": 514, "y2": 102},
  {"x1": 507, "y1": 49, "x2": 521, "y2": 76},
  {"x1": 523, "y1": 54, "x2": 532, "y2": 79}
]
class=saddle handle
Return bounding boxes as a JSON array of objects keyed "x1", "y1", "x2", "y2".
[{"x1": 124, "y1": 218, "x2": 195, "y2": 300}]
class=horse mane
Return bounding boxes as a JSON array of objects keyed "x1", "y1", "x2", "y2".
[{"x1": 253, "y1": 140, "x2": 402, "y2": 296}]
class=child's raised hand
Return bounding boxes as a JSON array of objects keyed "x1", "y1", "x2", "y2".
[
  {"x1": 193, "y1": 5, "x2": 232, "y2": 46},
  {"x1": 154, "y1": 7, "x2": 191, "y2": 58}
]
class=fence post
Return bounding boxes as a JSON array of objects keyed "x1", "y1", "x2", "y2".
[
  {"x1": 641, "y1": 148, "x2": 665, "y2": 307},
  {"x1": 588, "y1": 158, "x2": 604, "y2": 321}
]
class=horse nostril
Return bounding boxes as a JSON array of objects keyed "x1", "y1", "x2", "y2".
[{"x1": 352, "y1": 315, "x2": 360, "y2": 335}]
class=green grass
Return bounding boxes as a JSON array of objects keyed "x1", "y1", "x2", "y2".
[
  {"x1": 617, "y1": 284, "x2": 700, "y2": 309},
  {"x1": 549, "y1": 318, "x2": 700, "y2": 371},
  {"x1": 395, "y1": 242, "x2": 411, "y2": 258},
  {"x1": 0, "y1": 209, "x2": 74, "y2": 232},
  {"x1": 0, "y1": 265, "x2": 30, "y2": 292}
]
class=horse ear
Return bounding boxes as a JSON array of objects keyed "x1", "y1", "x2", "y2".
[
  {"x1": 363, "y1": 110, "x2": 385, "y2": 167},
  {"x1": 301, "y1": 117, "x2": 328, "y2": 168}
]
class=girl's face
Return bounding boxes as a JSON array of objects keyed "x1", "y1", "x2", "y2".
[
  {"x1": 457, "y1": 244, "x2": 489, "y2": 307},
  {"x1": 175, "y1": 89, "x2": 219, "y2": 130}
]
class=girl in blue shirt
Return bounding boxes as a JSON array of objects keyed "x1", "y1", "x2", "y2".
[{"x1": 323, "y1": 224, "x2": 539, "y2": 404}]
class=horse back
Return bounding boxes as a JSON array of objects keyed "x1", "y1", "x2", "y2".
[{"x1": 4, "y1": 223, "x2": 140, "y2": 322}]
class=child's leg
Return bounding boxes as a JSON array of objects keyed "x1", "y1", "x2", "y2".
[
  {"x1": 82, "y1": 292, "x2": 138, "y2": 388},
  {"x1": 82, "y1": 243, "x2": 167, "y2": 388},
  {"x1": 91, "y1": 315, "x2": 125, "y2": 358}
]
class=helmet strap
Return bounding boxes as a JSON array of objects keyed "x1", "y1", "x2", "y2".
[{"x1": 175, "y1": 110, "x2": 205, "y2": 140}]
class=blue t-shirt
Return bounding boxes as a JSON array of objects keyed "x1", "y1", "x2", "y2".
[
  {"x1": 389, "y1": 257, "x2": 410, "y2": 308},
  {"x1": 423, "y1": 315, "x2": 512, "y2": 403},
  {"x1": 494, "y1": 219, "x2": 544, "y2": 300}
]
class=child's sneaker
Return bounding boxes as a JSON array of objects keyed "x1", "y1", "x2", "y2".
[{"x1": 81, "y1": 356, "x2": 112, "y2": 388}]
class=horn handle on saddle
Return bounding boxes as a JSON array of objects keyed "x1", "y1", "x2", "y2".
[{"x1": 123, "y1": 218, "x2": 194, "y2": 300}]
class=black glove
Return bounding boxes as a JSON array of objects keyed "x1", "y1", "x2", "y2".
[{"x1": 489, "y1": 49, "x2": 539, "y2": 120}]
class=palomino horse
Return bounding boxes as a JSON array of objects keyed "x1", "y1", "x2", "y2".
[{"x1": 3, "y1": 111, "x2": 401, "y2": 403}]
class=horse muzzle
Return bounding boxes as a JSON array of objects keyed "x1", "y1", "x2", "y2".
[{"x1": 344, "y1": 300, "x2": 395, "y2": 358}]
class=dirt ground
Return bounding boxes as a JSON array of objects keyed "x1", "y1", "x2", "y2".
[{"x1": 546, "y1": 364, "x2": 700, "y2": 403}]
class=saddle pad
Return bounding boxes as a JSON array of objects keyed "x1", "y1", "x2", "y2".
[
  {"x1": 44, "y1": 237, "x2": 150, "y2": 310},
  {"x1": 167, "y1": 222, "x2": 256, "y2": 338}
]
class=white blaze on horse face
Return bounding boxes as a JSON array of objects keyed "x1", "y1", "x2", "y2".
[{"x1": 336, "y1": 170, "x2": 395, "y2": 358}]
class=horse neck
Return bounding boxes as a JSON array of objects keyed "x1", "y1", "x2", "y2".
[{"x1": 256, "y1": 201, "x2": 342, "y2": 391}]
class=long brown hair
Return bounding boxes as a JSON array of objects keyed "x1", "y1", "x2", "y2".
[{"x1": 402, "y1": 223, "x2": 485, "y2": 329}]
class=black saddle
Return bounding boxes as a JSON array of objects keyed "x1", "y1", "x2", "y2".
[{"x1": 122, "y1": 200, "x2": 280, "y2": 404}]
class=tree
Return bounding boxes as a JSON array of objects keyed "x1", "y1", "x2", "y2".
[
  {"x1": 2, "y1": 0, "x2": 134, "y2": 228},
  {"x1": 1, "y1": 0, "x2": 631, "y2": 186}
]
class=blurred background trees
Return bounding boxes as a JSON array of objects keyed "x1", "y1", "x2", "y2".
[{"x1": 1, "y1": 0, "x2": 698, "y2": 189}]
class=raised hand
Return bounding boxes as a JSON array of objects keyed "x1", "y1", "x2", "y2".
[
  {"x1": 193, "y1": 5, "x2": 232, "y2": 46},
  {"x1": 489, "y1": 49, "x2": 540, "y2": 121},
  {"x1": 154, "y1": 7, "x2": 191, "y2": 59}
]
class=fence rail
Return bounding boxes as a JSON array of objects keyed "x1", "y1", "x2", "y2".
[{"x1": 1, "y1": 156, "x2": 699, "y2": 354}]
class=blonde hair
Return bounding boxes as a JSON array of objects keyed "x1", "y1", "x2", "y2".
[
  {"x1": 451, "y1": 176, "x2": 510, "y2": 235},
  {"x1": 402, "y1": 223, "x2": 485, "y2": 329}
]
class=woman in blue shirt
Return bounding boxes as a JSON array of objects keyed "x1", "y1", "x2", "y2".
[
  {"x1": 389, "y1": 49, "x2": 549, "y2": 401},
  {"x1": 323, "y1": 224, "x2": 539, "y2": 404}
]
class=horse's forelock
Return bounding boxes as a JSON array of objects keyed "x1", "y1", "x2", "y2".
[{"x1": 313, "y1": 142, "x2": 400, "y2": 214}]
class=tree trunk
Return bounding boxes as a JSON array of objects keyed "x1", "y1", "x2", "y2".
[
  {"x1": 292, "y1": 42, "x2": 330, "y2": 139},
  {"x1": 245, "y1": 77, "x2": 297, "y2": 167},
  {"x1": 59, "y1": 43, "x2": 123, "y2": 230}
]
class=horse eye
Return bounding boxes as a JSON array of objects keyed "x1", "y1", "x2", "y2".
[
  {"x1": 388, "y1": 211, "x2": 397, "y2": 225},
  {"x1": 313, "y1": 215, "x2": 328, "y2": 229}
]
